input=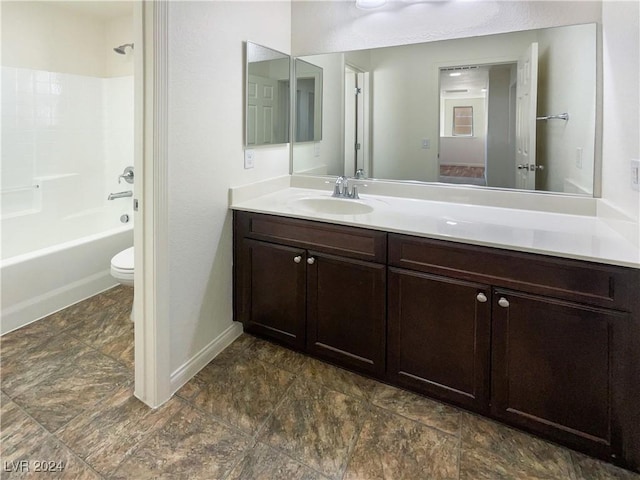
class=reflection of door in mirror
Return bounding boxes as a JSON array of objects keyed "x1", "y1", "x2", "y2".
[
  {"x1": 296, "y1": 78, "x2": 315, "y2": 142},
  {"x1": 247, "y1": 76, "x2": 289, "y2": 145},
  {"x1": 294, "y1": 58, "x2": 323, "y2": 143},
  {"x1": 344, "y1": 65, "x2": 370, "y2": 177},
  {"x1": 515, "y1": 42, "x2": 539, "y2": 190},
  {"x1": 245, "y1": 42, "x2": 290, "y2": 147}
]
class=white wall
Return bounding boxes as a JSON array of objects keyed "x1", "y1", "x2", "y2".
[
  {"x1": 440, "y1": 97, "x2": 486, "y2": 168},
  {"x1": 291, "y1": 1, "x2": 601, "y2": 56},
  {"x1": 601, "y1": 1, "x2": 640, "y2": 222},
  {"x1": 536, "y1": 23, "x2": 596, "y2": 194},
  {"x1": 167, "y1": 1, "x2": 291, "y2": 376},
  {"x1": 1, "y1": 1, "x2": 133, "y2": 78},
  {"x1": 486, "y1": 65, "x2": 516, "y2": 188},
  {"x1": 105, "y1": 13, "x2": 135, "y2": 78}
]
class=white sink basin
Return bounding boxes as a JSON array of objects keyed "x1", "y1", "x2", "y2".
[{"x1": 292, "y1": 196, "x2": 374, "y2": 215}]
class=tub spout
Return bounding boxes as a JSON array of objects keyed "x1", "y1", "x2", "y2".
[{"x1": 108, "y1": 190, "x2": 133, "y2": 200}]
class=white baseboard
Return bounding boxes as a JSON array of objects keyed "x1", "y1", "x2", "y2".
[
  {"x1": 169, "y1": 321, "x2": 244, "y2": 395},
  {"x1": 1, "y1": 270, "x2": 117, "y2": 336}
]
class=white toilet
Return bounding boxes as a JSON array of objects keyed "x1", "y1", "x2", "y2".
[{"x1": 110, "y1": 246, "x2": 134, "y2": 320}]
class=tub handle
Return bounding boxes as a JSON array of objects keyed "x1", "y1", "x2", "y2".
[{"x1": 118, "y1": 166, "x2": 134, "y2": 184}]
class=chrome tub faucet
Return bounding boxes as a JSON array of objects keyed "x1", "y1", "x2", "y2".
[{"x1": 108, "y1": 190, "x2": 133, "y2": 200}]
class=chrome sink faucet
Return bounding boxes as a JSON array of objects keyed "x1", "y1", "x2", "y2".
[
  {"x1": 332, "y1": 176, "x2": 348, "y2": 197},
  {"x1": 332, "y1": 175, "x2": 364, "y2": 199}
]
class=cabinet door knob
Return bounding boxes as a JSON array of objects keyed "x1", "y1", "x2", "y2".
[
  {"x1": 476, "y1": 292, "x2": 488, "y2": 303},
  {"x1": 293, "y1": 255, "x2": 302, "y2": 264},
  {"x1": 307, "y1": 257, "x2": 315, "y2": 265},
  {"x1": 498, "y1": 297, "x2": 510, "y2": 308}
]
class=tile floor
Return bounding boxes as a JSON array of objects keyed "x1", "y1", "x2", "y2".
[{"x1": 1, "y1": 286, "x2": 639, "y2": 479}]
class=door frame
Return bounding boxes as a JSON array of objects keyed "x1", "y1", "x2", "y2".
[{"x1": 133, "y1": 0, "x2": 172, "y2": 408}]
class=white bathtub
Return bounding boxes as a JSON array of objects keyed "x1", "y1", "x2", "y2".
[{"x1": 1, "y1": 208, "x2": 133, "y2": 335}]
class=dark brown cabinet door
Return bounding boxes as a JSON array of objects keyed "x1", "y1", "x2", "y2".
[
  {"x1": 306, "y1": 252, "x2": 386, "y2": 376},
  {"x1": 240, "y1": 239, "x2": 307, "y2": 349},
  {"x1": 387, "y1": 268, "x2": 491, "y2": 410},
  {"x1": 491, "y1": 289, "x2": 628, "y2": 459}
]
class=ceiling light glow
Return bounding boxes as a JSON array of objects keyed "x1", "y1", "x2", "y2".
[{"x1": 356, "y1": 0, "x2": 386, "y2": 9}]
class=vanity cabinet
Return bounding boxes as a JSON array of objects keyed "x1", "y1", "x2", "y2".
[
  {"x1": 387, "y1": 268, "x2": 491, "y2": 411},
  {"x1": 233, "y1": 211, "x2": 640, "y2": 471},
  {"x1": 490, "y1": 289, "x2": 628, "y2": 459},
  {"x1": 234, "y1": 211, "x2": 387, "y2": 375},
  {"x1": 388, "y1": 233, "x2": 640, "y2": 464}
]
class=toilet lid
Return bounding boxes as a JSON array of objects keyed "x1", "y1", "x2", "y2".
[{"x1": 111, "y1": 247, "x2": 134, "y2": 271}]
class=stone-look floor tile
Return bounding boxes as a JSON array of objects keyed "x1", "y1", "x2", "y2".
[
  {"x1": 12, "y1": 350, "x2": 131, "y2": 432},
  {"x1": 225, "y1": 333, "x2": 259, "y2": 355},
  {"x1": 182, "y1": 352, "x2": 294, "y2": 435},
  {"x1": 44, "y1": 292, "x2": 120, "y2": 331},
  {"x1": 227, "y1": 442, "x2": 326, "y2": 480},
  {"x1": 1, "y1": 335, "x2": 93, "y2": 398},
  {"x1": 176, "y1": 335, "x2": 258, "y2": 401},
  {"x1": 111, "y1": 402, "x2": 251, "y2": 480},
  {"x1": 572, "y1": 453, "x2": 640, "y2": 480},
  {"x1": 56, "y1": 387, "x2": 183, "y2": 476},
  {"x1": 245, "y1": 337, "x2": 310, "y2": 374},
  {"x1": 0, "y1": 320, "x2": 60, "y2": 360},
  {"x1": 100, "y1": 285, "x2": 133, "y2": 303},
  {"x1": 0, "y1": 398, "x2": 45, "y2": 456},
  {"x1": 344, "y1": 406, "x2": 459, "y2": 480},
  {"x1": 1, "y1": 400, "x2": 101, "y2": 480},
  {"x1": 68, "y1": 304, "x2": 133, "y2": 352},
  {"x1": 260, "y1": 378, "x2": 366, "y2": 479},
  {"x1": 372, "y1": 383, "x2": 461, "y2": 435},
  {"x1": 1, "y1": 429, "x2": 102, "y2": 480},
  {"x1": 460, "y1": 412, "x2": 575, "y2": 480},
  {"x1": 296, "y1": 356, "x2": 379, "y2": 402}
]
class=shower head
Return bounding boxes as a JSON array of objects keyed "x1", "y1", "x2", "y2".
[{"x1": 114, "y1": 43, "x2": 134, "y2": 55}]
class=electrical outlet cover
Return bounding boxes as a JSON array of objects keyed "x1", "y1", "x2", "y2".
[{"x1": 244, "y1": 149, "x2": 255, "y2": 169}]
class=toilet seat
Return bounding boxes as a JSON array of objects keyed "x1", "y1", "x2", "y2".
[
  {"x1": 111, "y1": 247, "x2": 134, "y2": 285},
  {"x1": 111, "y1": 247, "x2": 134, "y2": 271}
]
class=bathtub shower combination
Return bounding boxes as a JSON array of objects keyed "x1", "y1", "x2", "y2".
[{"x1": 1, "y1": 64, "x2": 134, "y2": 335}]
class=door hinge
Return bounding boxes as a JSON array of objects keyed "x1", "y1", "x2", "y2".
[
  {"x1": 133, "y1": 198, "x2": 139, "y2": 211},
  {"x1": 355, "y1": 87, "x2": 362, "y2": 95},
  {"x1": 355, "y1": 143, "x2": 361, "y2": 150}
]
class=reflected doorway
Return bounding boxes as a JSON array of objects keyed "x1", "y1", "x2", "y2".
[{"x1": 438, "y1": 62, "x2": 518, "y2": 188}]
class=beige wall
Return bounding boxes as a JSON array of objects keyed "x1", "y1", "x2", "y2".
[
  {"x1": 601, "y1": 1, "x2": 640, "y2": 221},
  {"x1": 1, "y1": 1, "x2": 133, "y2": 77},
  {"x1": 167, "y1": 1, "x2": 291, "y2": 374},
  {"x1": 536, "y1": 23, "x2": 596, "y2": 194}
]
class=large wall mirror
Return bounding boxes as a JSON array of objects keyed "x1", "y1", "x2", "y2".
[
  {"x1": 245, "y1": 42, "x2": 290, "y2": 146},
  {"x1": 291, "y1": 23, "x2": 597, "y2": 196}
]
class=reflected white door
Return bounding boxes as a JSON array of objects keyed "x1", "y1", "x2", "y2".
[
  {"x1": 515, "y1": 42, "x2": 538, "y2": 190},
  {"x1": 247, "y1": 74, "x2": 277, "y2": 145},
  {"x1": 344, "y1": 67, "x2": 357, "y2": 176}
]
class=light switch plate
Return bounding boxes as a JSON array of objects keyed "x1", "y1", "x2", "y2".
[
  {"x1": 631, "y1": 159, "x2": 640, "y2": 191},
  {"x1": 244, "y1": 149, "x2": 255, "y2": 169}
]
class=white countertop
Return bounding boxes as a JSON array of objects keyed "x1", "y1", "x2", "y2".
[{"x1": 230, "y1": 187, "x2": 640, "y2": 269}]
